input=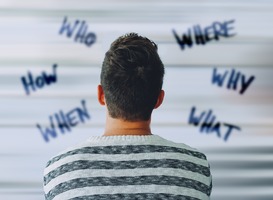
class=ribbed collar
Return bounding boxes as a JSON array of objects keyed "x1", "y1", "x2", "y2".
[{"x1": 88, "y1": 134, "x2": 163, "y2": 142}]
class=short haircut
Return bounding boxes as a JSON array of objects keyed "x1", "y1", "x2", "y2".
[{"x1": 100, "y1": 33, "x2": 165, "y2": 121}]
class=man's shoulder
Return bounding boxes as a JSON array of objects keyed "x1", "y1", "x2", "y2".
[
  {"x1": 147, "y1": 135, "x2": 209, "y2": 160},
  {"x1": 44, "y1": 139, "x2": 92, "y2": 169}
]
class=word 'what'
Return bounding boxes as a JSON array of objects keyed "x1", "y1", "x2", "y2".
[
  {"x1": 21, "y1": 64, "x2": 57, "y2": 95},
  {"x1": 212, "y1": 68, "x2": 255, "y2": 95},
  {"x1": 189, "y1": 106, "x2": 241, "y2": 141},
  {"x1": 37, "y1": 100, "x2": 90, "y2": 142},
  {"x1": 173, "y1": 19, "x2": 236, "y2": 50},
  {"x1": 59, "y1": 16, "x2": 96, "y2": 47}
]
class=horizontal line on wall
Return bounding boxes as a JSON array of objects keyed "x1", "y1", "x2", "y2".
[
  {"x1": 214, "y1": 177, "x2": 273, "y2": 187},
  {"x1": 0, "y1": 181, "x2": 41, "y2": 189},
  {"x1": 1, "y1": 63, "x2": 273, "y2": 68},
  {"x1": 209, "y1": 160, "x2": 273, "y2": 170},
  {"x1": 0, "y1": 123, "x2": 273, "y2": 128},
  {"x1": 203, "y1": 146, "x2": 273, "y2": 154}
]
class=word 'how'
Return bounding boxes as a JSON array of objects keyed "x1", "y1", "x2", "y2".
[
  {"x1": 189, "y1": 106, "x2": 241, "y2": 141},
  {"x1": 173, "y1": 19, "x2": 236, "y2": 50},
  {"x1": 37, "y1": 100, "x2": 90, "y2": 142},
  {"x1": 212, "y1": 67, "x2": 255, "y2": 95},
  {"x1": 59, "y1": 16, "x2": 96, "y2": 47},
  {"x1": 21, "y1": 64, "x2": 58, "y2": 95}
]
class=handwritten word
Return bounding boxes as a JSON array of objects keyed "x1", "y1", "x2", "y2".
[
  {"x1": 212, "y1": 67, "x2": 255, "y2": 95},
  {"x1": 189, "y1": 106, "x2": 241, "y2": 141},
  {"x1": 59, "y1": 16, "x2": 96, "y2": 47},
  {"x1": 21, "y1": 64, "x2": 58, "y2": 95},
  {"x1": 173, "y1": 19, "x2": 236, "y2": 50},
  {"x1": 37, "y1": 100, "x2": 90, "y2": 142}
]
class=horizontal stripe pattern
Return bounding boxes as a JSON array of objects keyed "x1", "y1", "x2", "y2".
[
  {"x1": 44, "y1": 168, "x2": 211, "y2": 193},
  {"x1": 46, "y1": 145, "x2": 207, "y2": 167},
  {"x1": 44, "y1": 136, "x2": 212, "y2": 200},
  {"x1": 68, "y1": 193, "x2": 201, "y2": 200},
  {"x1": 44, "y1": 159, "x2": 210, "y2": 185},
  {"x1": 53, "y1": 185, "x2": 209, "y2": 200},
  {"x1": 44, "y1": 152, "x2": 209, "y2": 175},
  {"x1": 46, "y1": 175, "x2": 210, "y2": 199}
]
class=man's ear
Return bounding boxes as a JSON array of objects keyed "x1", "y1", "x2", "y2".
[
  {"x1": 154, "y1": 90, "x2": 165, "y2": 109},
  {"x1": 97, "y1": 85, "x2": 106, "y2": 105}
]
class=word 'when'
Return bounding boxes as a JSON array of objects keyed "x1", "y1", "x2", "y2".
[
  {"x1": 212, "y1": 67, "x2": 255, "y2": 95},
  {"x1": 59, "y1": 16, "x2": 96, "y2": 47},
  {"x1": 173, "y1": 19, "x2": 236, "y2": 50},
  {"x1": 21, "y1": 64, "x2": 57, "y2": 95},
  {"x1": 189, "y1": 106, "x2": 241, "y2": 141},
  {"x1": 37, "y1": 100, "x2": 90, "y2": 142}
]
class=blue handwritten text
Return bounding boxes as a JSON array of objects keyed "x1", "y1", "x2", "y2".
[
  {"x1": 37, "y1": 100, "x2": 90, "y2": 142},
  {"x1": 21, "y1": 64, "x2": 58, "y2": 95},
  {"x1": 212, "y1": 67, "x2": 255, "y2": 95},
  {"x1": 189, "y1": 106, "x2": 241, "y2": 141},
  {"x1": 59, "y1": 16, "x2": 96, "y2": 47},
  {"x1": 173, "y1": 19, "x2": 236, "y2": 50}
]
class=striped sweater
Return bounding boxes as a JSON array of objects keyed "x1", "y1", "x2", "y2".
[{"x1": 43, "y1": 135, "x2": 212, "y2": 200}]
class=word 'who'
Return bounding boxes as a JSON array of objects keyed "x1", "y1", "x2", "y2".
[
  {"x1": 59, "y1": 16, "x2": 96, "y2": 47},
  {"x1": 37, "y1": 100, "x2": 90, "y2": 142},
  {"x1": 173, "y1": 19, "x2": 236, "y2": 50},
  {"x1": 21, "y1": 64, "x2": 58, "y2": 95}
]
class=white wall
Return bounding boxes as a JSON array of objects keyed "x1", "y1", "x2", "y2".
[{"x1": 0, "y1": 1, "x2": 273, "y2": 199}]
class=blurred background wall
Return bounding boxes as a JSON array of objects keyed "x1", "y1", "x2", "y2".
[{"x1": 0, "y1": 0, "x2": 273, "y2": 199}]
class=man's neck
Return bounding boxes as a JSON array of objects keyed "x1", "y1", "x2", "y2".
[{"x1": 103, "y1": 115, "x2": 152, "y2": 136}]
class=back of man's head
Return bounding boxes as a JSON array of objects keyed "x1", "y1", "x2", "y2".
[{"x1": 100, "y1": 33, "x2": 165, "y2": 121}]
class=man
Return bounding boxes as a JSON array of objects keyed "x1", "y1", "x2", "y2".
[{"x1": 43, "y1": 33, "x2": 212, "y2": 200}]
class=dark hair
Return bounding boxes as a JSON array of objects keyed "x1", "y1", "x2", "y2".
[{"x1": 100, "y1": 33, "x2": 165, "y2": 121}]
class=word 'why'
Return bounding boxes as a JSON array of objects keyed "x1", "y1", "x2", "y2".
[
  {"x1": 37, "y1": 100, "x2": 90, "y2": 142},
  {"x1": 173, "y1": 19, "x2": 236, "y2": 50},
  {"x1": 59, "y1": 16, "x2": 96, "y2": 47},
  {"x1": 189, "y1": 106, "x2": 241, "y2": 141},
  {"x1": 21, "y1": 64, "x2": 58, "y2": 95},
  {"x1": 212, "y1": 68, "x2": 255, "y2": 95}
]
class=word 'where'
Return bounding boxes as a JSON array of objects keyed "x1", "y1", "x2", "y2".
[
  {"x1": 21, "y1": 64, "x2": 57, "y2": 95},
  {"x1": 173, "y1": 19, "x2": 236, "y2": 50},
  {"x1": 189, "y1": 106, "x2": 241, "y2": 141},
  {"x1": 59, "y1": 16, "x2": 96, "y2": 47},
  {"x1": 37, "y1": 100, "x2": 90, "y2": 142},
  {"x1": 212, "y1": 68, "x2": 255, "y2": 95}
]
